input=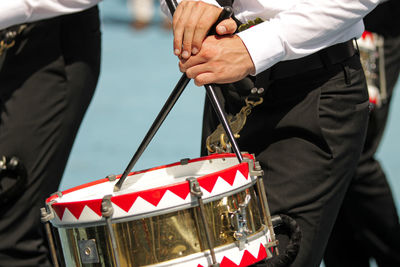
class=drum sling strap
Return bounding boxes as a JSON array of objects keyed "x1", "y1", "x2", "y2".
[
  {"x1": 206, "y1": 0, "x2": 265, "y2": 154},
  {"x1": 0, "y1": 156, "x2": 27, "y2": 205},
  {"x1": 0, "y1": 24, "x2": 27, "y2": 71}
]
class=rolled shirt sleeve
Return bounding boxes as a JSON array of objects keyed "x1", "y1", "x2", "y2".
[{"x1": 0, "y1": 0, "x2": 101, "y2": 30}]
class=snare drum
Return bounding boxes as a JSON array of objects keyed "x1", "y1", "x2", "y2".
[{"x1": 43, "y1": 153, "x2": 277, "y2": 267}]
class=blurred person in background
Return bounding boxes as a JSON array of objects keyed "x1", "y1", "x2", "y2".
[
  {"x1": 128, "y1": 0, "x2": 171, "y2": 30},
  {"x1": 324, "y1": 0, "x2": 400, "y2": 266},
  {"x1": 0, "y1": 0, "x2": 101, "y2": 266}
]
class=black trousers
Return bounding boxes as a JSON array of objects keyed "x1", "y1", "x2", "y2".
[
  {"x1": 0, "y1": 7, "x2": 101, "y2": 266},
  {"x1": 324, "y1": 35, "x2": 400, "y2": 267},
  {"x1": 201, "y1": 53, "x2": 369, "y2": 266}
]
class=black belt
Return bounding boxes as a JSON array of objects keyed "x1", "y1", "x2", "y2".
[{"x1": 269, "y1": 39, "x2": 358, "y2": 80}]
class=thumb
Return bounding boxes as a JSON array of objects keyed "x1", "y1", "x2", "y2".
[{"x1": 216, "y1": 18, "x2": 237, "y2": 35}]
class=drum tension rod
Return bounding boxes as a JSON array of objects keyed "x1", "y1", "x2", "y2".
[
  {"x1": 187, "y1": 177, "x2": 220, "y2": 267},
  {"x1": 40, "y1": 202, "x2": 60, "y2": 267},
  {"x1": 244, "y1": 157, "x2": 280, "y2": 255},
  {"x1": 101, "y1": 195, "x2": 122, "y2": 267}
]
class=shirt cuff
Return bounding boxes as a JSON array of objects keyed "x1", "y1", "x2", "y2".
[{"x1": 237, "y1": 21, "x2": 285, "y2": 75}]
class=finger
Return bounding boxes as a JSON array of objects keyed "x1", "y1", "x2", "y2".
[
  {"x1": 184, "y1": 62, "x2": 213, "y2": 80},
  {"x1": 179, "y1": 54, "x2": 206, "y2": 73},
  {"x1": 172, "y1": 4, "x2": 184, "y2": 56},
  {"x1": 181, "y1": 3, "x2": 203, "y2": 59},
  {"x1": 178, "y1": 58, "x2": 187, "y2": 73},
  {"x1": 195, "y1": 70, "x2": 241, "y2": 86},
  {"x1": 193, "y1": 72, "x2": 216, "y2": 86},
  {"x1": 173, "y1": 2, "x2": 193, "y2": 57},
  {"x1": 191, "y1": 6, "x2": 222, "y2": 55},
  {"x1": 216, "y1": 18, "x2": 237, "y2": 35}
]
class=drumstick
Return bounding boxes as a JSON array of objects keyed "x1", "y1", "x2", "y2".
[
  {"x1": 165, "y1": 2, "x2": 243, "y2": 162},
  {"x1": 114, "y1": 74, "x2": 190, "y2": 192},
  {"x1": 114, "y1": 5, "x2": 240, "y2": 192}
]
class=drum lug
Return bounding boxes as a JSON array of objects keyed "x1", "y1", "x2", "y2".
[
  {"x1": 40, "y1": 201, "x2": 55, "y2": 222},
  {"x1": 187, "y1": 177, "x2": 203, "y2": 198},
  {"x1": 187, "y1": 177, "x2": 220, "y2": 267},
  {"x1": 40, "y1": 202, "x2": 60, "y2": 267},
  {"x1": 78, "y1": 239, "x2": 100, "y2": 264},
  {"x1": 243, "y1": 157, "x2": 264, "y2": 177},
  {"x1": 101, "y1": 195, "x2": 114, "y2": 217}
]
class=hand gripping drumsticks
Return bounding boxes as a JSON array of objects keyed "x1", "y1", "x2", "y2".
[{"x1": 114, "y1": 4, "x2": 240, "y2": 192}]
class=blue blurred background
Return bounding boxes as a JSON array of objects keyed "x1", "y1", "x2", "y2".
[
  {"x1": 60, "y1": 0, "x2": 399, "y2": 212},
  {"x1": 60, "y1": 0, "x2": 205, "y2": 190}
]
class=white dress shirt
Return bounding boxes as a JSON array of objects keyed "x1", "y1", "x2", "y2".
[
  {"x1": 160, "y1": 0, "x2": 380, "y2": 75},
  {"x1": 0, "y1": 0, "x2": 102, "y2": 31}
]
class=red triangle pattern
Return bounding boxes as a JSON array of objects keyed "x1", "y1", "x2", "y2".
[
  {"x1": 198, "y1": 163, "x2": 248, "y2": 193},
  {"x1": 85, "y1": 199, "x2": 103, "y2": 217},
  {"x1": 54, "y1": 162, "x2": 250, "y2": 221},
  {"x1": 52, "y1": 200, "x2": 102, "y2": 221},
  {"x1": 240, "y1": 249, "x2": 259, "y2": 266},
  {"x1": 198, "y1": 172, "x2": 219, "y2": 193},
  {"x1": 237, "y1": 163, "x2": 249, "y2": 180},
  {"x1": 220, "y1": 256, "x2": 239, "y2": 267},
  {"x1": 139, "y1": 188, "x2": 168, "y2": 206},
  {"x1": 218, "y1": 163, "x2": 249, "y2": 186},
  {"x1": 52, "y1": 204, "x2": 66, "y2": 220},
  {"x1": 168, "y1": 182, "x2": 190, "y2": 200},
  {"x1": 112, "y1": 193, "x2": 140, "y2": 212},
  {"x1": 220, "y1": 167, "x2": 238, "y2": 186},
  {"x1": 219, "y1": 243, "x2": 268, "y2": 267},
  {"x1": 111, "y1": 182, "x2": 189, "y2": 213},
  {"x1": 197, "y1": 265, "x2": 204, "y2": 267},
  {"x1": 256, "y1": 243, "x2": 268, "y2": 261},
  {"x1": 63, "y1": 202, "x2": 87, "y2": 220}
]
